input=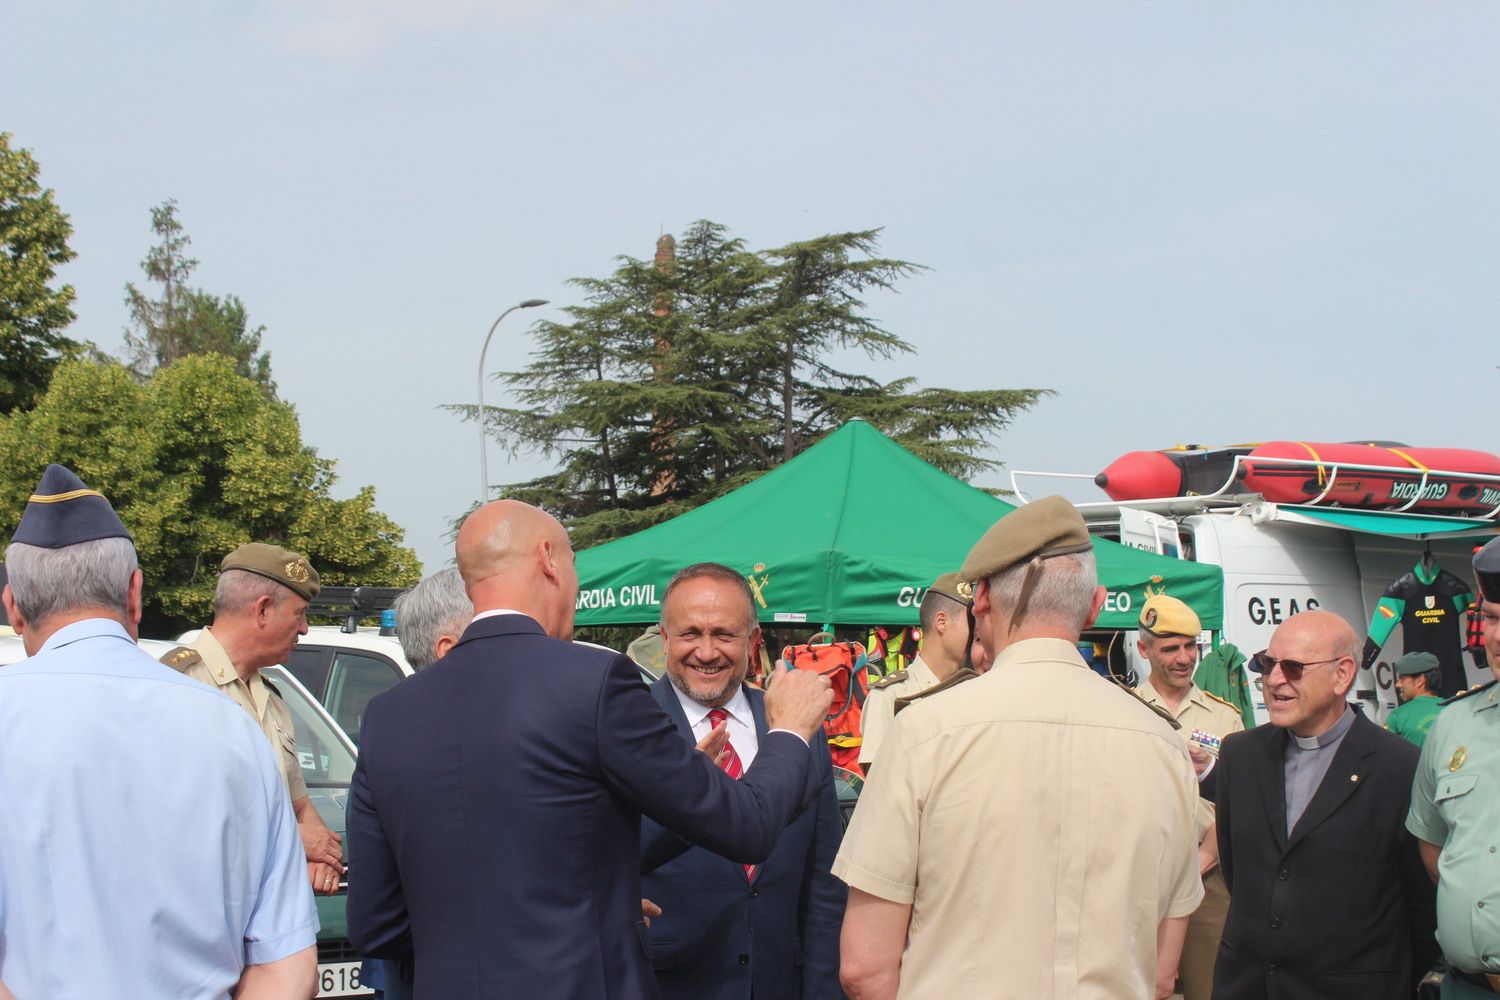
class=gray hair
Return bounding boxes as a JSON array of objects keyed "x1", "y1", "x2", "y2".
[
  {"x1": 215, "y1": 568, "x2": 298, "y2": 615},
  {"x1": 394, "y1": 568, "x2": 472, "y2": 670},
  {"x1": 986, "y1": 550, "x2": 1098, "y2": 633},
  {"x1": 4, "y1": 537, "x2": 138, "y2": 623}
]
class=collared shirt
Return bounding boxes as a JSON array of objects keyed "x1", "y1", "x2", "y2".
[
  {"x1": 1407, "y1": 681, "x2": 1500, "y2": 974},
  {"x1": 1283, "y1": 705, "x2": 1356, "y2": 835},
  {"x1": 834, "y1": 637, "x2": 1202, "y2": 999},
  {"x1": 180, "y1": 628, "x2": 308, "y2": 802},
  {"x1": 0, "y1": 619, "x2": 316, "y2": 998},
  {"x1": 859, "y1": 655, "x2": 940, "y2": 766},
  {"x1": 1136, "y1": 679, "x2": 1246, "y2": 841},
  {"x1": 671, "y1": 682, "x2": 759, "y2": 769}
]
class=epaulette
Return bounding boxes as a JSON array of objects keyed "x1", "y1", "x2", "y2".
[
  {"x1": 1202, "y1": 690, "x2": 1238, "y2": 713},
  {"x1": 160, "y1": 646, "x2": 202, "y2": 673},
  {"x1": 1112, "y1": 679, "x2": 1182, "y2": 730},
  {"x1": 894, "y1": 668, "x2": 977, "y2": 715},
  {"x1": 872, "y1": 669, "x2": 909, "y2": 690},
  {"x1": 1441, "y1": 679, "x2": 1498, "y2": 706}
]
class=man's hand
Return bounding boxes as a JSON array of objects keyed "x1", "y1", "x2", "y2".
[
  {"x1": 309, "y1": 861, "x2": 342, "y2": 896},
  {"x1": 763, "y1": 662, "x2": 834, "y2": 742},
  {"x1": 695, "y1": 722, "x2": 731, "y2": 769},
  {"x1": 300, "y1": 820, "x2": 343, "y2": 869},
  {"x1": 641, "y1": 898, "x2": 662, "y2": 928},
  {"x1": 1188, "y1": 743, "x2": 1212, "y2": 776}
]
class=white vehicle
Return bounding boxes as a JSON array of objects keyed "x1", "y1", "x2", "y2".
[{"x1": 1013, "y1": 453, "x2": 1499, "y2": 725}]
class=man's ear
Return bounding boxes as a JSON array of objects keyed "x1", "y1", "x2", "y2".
[
  {"x1": 124, "y1": 569, "x2": 144, "y2": 638},
  {"x1": 433, "y1": 633, "x2": 459, "y2": 662},
  {"x1": 2, "y1": 583, "x2": 25, "y2": 635},
  {"x1": 253, "y1": 593, "x2": 276, "y2": 627},
  {"x1": 537, "y1": 538, "x2": 560, "y2": 584},
  {"x1": 1082, "y1": 585, "x2": 1107, "y2": 629}
]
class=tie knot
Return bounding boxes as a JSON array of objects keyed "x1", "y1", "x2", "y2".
[{"x1": 707, "y1": 708, "x2": 729, "y2": 728}]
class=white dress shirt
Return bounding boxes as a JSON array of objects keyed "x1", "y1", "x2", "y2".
[{"x1": 671, "y1": 682, "x2": 760, "y2": 769}]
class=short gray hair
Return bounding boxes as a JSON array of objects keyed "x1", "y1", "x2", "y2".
[
  {"x1": 394, "y1": 568, "x2": 472, "y2": 670},
  {"x1": 986, "y1": 550, "x2": 1098, "y2": 633},
  {"x1": 4, "y1": 537, "x2": 138, "y2": 623},
  {"x1": 215, "y1": 568, "x2": 299, "y2": 615}
]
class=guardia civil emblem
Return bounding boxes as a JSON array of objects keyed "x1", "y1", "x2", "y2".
[{"x1": 1449, "y1": 746, "x2": 1468, "y2": 772}]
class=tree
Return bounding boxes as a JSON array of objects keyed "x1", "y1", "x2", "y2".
[
  {"x1": 123, "y1": 200, "x2": 276, "y2": 393},
  {"x1": 0, "y1": 355, "x2": 418, "y2": 635},
  {"x1": 0, "y1": 133, "x2": 80, "y2": 414},
  {"x1": 457, "y1": 221, "x2": 1052, "y2": 548}
]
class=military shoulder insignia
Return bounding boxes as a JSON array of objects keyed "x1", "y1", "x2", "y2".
[
  {"x1": 1441, "y1": 679, "x2": 1498, "y2": 706},
  {"x1": 160, "y1": 646, "x2": 202, "y2": 673},
  {"x1": 1112, "y1": 679, "x2": 1182, "y2": 730},
  {"x1": 1202, "y1": 690, "x2": 1237, "y2": 712},
  {"x1": 872, "y1": 669, "x2": 909, "y2": 690},
  {"x1": 894, "y1": 668, "x2": 977, "y2": 715}
]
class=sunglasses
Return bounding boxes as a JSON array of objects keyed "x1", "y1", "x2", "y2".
[{"x1": 1248, "y1": 650, "x2": 1343, "y2": 681}]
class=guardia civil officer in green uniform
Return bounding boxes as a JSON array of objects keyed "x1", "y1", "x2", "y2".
[
  {"x1": 1385, "y1": 650, "x2": 1444, "y2": 749},
  {"x1": 1407, "y1": 536, "x2": 1500, "y2": 998},
  {"x1": 858, "y1": 572, "x2": 973, "y2": 773},
  {"x1": 162, "y1": 542, "x2": 346, "y2": 898}
]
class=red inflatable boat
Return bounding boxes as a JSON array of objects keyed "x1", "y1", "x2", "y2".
[{"x1": 1096, "y1": 442, "x2": 1500, "y2": 515}]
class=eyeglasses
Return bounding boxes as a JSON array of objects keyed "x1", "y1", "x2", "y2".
[{"x1": 1248, "y1": 650, "x2": 1343, "y2": 681}]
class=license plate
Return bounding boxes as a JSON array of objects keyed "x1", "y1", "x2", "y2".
[{"x1": 317, "y1": 960, "x2": 373, "y2": 998}]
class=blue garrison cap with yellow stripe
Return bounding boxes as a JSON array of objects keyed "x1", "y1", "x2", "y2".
[{"x1": 12, "y1": 465, "x2": 132, "y2": 548}]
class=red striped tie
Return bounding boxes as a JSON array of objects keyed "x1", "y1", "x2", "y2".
[{"x1": 708, "y1": 708, "x2": 755, "y2": 881}]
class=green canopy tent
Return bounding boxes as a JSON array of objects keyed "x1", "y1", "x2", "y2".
[{"x1": 573, "y1": 420, "x2": 1223, "y2": 630}]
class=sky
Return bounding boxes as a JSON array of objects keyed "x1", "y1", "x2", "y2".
[{"x1": 5, "y1": 2, "x2": 1498, "y2": 573}]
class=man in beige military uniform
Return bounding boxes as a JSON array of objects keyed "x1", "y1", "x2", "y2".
[
  {"x1": 858, "y1": 572, "x2": 973, "y2": 774},
  {"x1": 836, "y1": 496, "x2": 1203, "y2": 1000},
  {"x1": 1133, "y1": 594, "x2": 1243, "y2": 1000},
  {"x1": 163, "y1": 542, "x2": 345, "y2": 896}
]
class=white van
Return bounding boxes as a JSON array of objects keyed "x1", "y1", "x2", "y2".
[{"x1": 1013, "y1": 477, "x2": 1496, "y2": 725}]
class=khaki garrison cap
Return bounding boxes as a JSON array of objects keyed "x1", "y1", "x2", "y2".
[
  {"x1": 221, "y1": 542, "x2": 321, "y2": 602},
  {"x1": 927, "y1": 572, "x2": 974, "y2": 607},
  {"x1": 960, "y1": 496, "x2": 1093, "y2": 634},
  {"x1": 1139, "y1": 594, "x2": 1201, "y2": 638}
]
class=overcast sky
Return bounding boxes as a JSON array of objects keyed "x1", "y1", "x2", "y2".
[{"x1": 5, "y1": 2, "x2": 1497, "y2": 573}]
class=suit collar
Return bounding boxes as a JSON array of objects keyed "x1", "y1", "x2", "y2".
[{"x1": 455, "y1": 613, "x2": 546, "y2": 648}]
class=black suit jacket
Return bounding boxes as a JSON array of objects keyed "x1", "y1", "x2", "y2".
[
  {"x1": 1213, "y1": 713, "x2": 1437, "y2": 1000},
  {"x1": 345, "y1": 615, "x2": 813, "y2": 1000},
  {"x1": 639, "y1": 678, "x2": 846, "y2": 1000}
]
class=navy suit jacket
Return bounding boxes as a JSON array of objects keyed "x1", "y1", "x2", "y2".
[
  {"x1": 640, "y1": 678, "x2": 847, "y2": 1000},
  {"x1": 346, "y1": 615, "x2": 813, "y2": 1000},
  {"x1": 1213, "y1": 713, "x2": 1438, "y2": 1000}
]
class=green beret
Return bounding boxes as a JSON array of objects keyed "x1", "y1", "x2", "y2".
[
  {"x1": 1139, "y1": 594, "x2": 1201, "y2": 638},
  {"x1": 960, "y1": 496, "x2": 1092, "y2": 583},
  {"x1": 1394, "y1": 650, "x2": 1440, "y2": 676},
  {"x1": 221, "y1": 542, "x2": 320, "y2": 602},
  {"x1": 926, "y1": 572, "x2": 974, "y2": 607}
]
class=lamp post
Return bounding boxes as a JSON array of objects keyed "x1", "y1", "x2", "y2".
[{"x1": 478, "y1": 298, "x2": 548, "y2": 503}]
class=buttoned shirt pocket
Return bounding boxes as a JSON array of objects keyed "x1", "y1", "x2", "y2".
[{"x1": 1435, "y1": 772, "x2": 1479, "y2": 824}]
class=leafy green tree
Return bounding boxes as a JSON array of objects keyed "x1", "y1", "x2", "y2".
[
  {"x1": 0, "y1": 355, "x2": 418, "y2": 635},
  {"x1": 123, "y1": 200, "x2": 275, "y2": 393},
  {"x1": 0, "y1": 133, "x2": 80, "y2": 414},
  {"x1": 459, "y1": 221, "x2": 1051, "y2": 548}
]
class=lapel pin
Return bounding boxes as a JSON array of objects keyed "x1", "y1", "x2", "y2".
[{"x1": 1350, "y1": 774, "x2": 1359, "y2": 783}]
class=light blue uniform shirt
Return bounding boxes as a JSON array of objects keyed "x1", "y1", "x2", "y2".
[{"x1": 0, "y1": 619, "x2": 317, "y2": 999}]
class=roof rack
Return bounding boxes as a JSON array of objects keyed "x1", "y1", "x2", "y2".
[{"x1": 308, "y1": 585, "x2": 408, "y2": 634}]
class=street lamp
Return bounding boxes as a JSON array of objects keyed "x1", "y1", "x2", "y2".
[{"x1": 478, "y1": 298, "x2": 548, "y2": 503}]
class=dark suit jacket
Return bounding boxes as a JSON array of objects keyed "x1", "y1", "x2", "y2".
[
  {"x1": 639, "y1": 678, "x2": 846, "y2": 1000},
  {"x1": 345, "y1": 615, "x2": 813, "y2": 1000},
  {"x1": 1213, "y1": 713, "x2": 1438, "y2": 1000}
]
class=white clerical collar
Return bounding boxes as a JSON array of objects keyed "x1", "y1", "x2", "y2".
[{"x1": 1291, "y1": 705, "x2": 1355, "y2": 751}]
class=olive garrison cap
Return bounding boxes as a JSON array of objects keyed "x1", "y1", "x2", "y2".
[
  {"x1": 959, "y1": 495, "x2": 1093, "y2": 583},
  {"x1": 1475, "y1": 536, "x2": 1500, "y2": 603},
  {"x1": 926, "y1": 572, "x2": 974, "y2": 607},
  {"x1": 1139, "y1": 594, "x2": 1201, "y2": 638},
  {"x1": 11, "y1": 465, "x2": 132, "y2": 549},
  {"x1": 1394, "y1": 650, "x2": 1441, "y2": 676},
  {"x1": 221, "y1": 542, "x2": 321, "y2": 602}
]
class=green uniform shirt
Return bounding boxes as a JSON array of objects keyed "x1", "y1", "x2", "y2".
[
  {"x1": 1406, "y1": 681, "x2": 1500, "y2": 974},
  {"x1": 1385, "y1": 694, "x2": 1442, "y2": 748}
]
